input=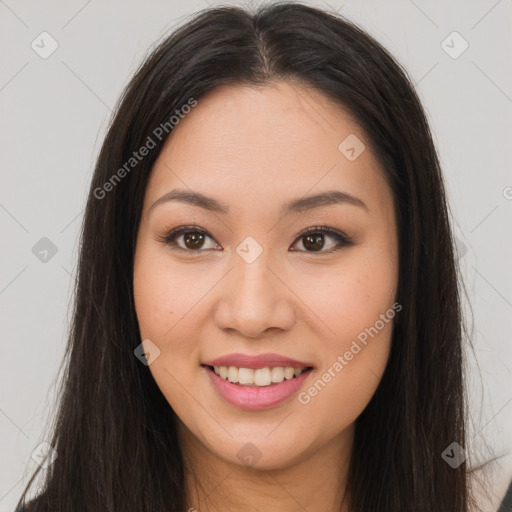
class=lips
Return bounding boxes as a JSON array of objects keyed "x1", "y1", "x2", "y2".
[
  {"x1": 201, "y1": 352, "x2": 315, "y2": 410},
  {"x1": 202, "y1": 352, "x2": 314, "y2": 370}
]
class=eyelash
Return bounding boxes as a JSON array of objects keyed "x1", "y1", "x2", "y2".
[{"x1": 158, "y1": 224, "x2": 354, "y2": 255}]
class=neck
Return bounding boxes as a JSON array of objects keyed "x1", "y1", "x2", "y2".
[{"x1": 179, "y1": 423, "x2": 353, "y2": 512}]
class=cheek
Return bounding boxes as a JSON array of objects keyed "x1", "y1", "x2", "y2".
[
  {"x1": 295, "y1": 287, "x2": 395, "y2": 441},
  {"x1": 133, "y1": 257, "x2": 173, "y2": 342},
  {"x1": 133, "y1": 245, "x2": 219, "y2": 383},
  {"x1": 296, "y1": 244, "x2": 398, "y2": 352},
  {"x1": 133, "y1": 244, "x2": 203, "y2": 343},
  {"x1": 292, "y1": 243, "x2": 397, "y2": 417},
  {"x1": 133, "y1": 246, "x2": 205, "y2": 414}
]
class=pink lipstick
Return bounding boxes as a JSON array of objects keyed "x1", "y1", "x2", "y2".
[{"x1": 201, "y1": 353, "x2": 315, "y2": 410}]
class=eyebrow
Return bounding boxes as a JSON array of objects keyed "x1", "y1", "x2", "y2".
[{"x1": 148, "y1": 188, "x2": 368, "y2": 216}]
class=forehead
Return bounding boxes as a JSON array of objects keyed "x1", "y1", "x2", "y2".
[
  {"x1": 145, "y1": 81, "x2": 391, "y2": 216},
  {"x1": 164, "y1": 81, "x2": 362, "y2": 162}
]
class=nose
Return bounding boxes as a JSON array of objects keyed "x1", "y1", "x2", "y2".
[{"x1": 213, "y1": 249, "x2": 296, "y2": 339}]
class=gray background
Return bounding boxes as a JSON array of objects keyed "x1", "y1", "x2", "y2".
[{"x1": 1, "y1": 0, "x2": 511, "y2": 510}]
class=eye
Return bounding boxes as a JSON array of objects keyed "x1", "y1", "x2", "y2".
[
  {"x1": 159, "y1": 225, "x2": 220, "y2": 253},
  {"x1": 158, "y1": 225, "x2": 353, "y2": 254},
  {"x1": 290, "y1": 226, "x2": 354, "y2": 254}
]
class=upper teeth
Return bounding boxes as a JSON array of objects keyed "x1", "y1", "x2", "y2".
[{"x1": 213, "y1": 366, "x2": 306, "y2": 387}]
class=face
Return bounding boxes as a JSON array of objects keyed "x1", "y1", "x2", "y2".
[{"x1": 133, "y1": 81, "x2": 399, "y2": 471}]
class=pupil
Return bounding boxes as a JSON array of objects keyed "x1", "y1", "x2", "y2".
[{"x1": 303, "y1": 234, "x2": 324, "y2": 251}]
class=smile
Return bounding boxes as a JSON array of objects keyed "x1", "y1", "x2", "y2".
[
  {"x1": 208, "y1": 365, "x2": 312, "y2": 386},
  {"x1": 202, "y1": 363, "x2": 314, "y2": 410}
]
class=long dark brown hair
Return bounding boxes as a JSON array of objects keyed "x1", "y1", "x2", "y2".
[{"x1": 15, "y1": 2, "x2": 480, "y2": 510}]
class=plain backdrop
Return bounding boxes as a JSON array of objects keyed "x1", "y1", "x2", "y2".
[{"x1": 1, "y1": 1, "x2": 511, "y2": 511}]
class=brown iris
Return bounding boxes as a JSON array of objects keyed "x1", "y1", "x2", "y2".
[
  {"x1": 302, "y1": 233, "x2": 325, "y2": 252},
  {"x1": 183, "y1": 232, "x2": 205, "y2": 250}
]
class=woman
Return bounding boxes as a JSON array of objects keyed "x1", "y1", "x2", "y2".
[{"x1": 15, "y1": 2, "x2": 482, "y2": 510}]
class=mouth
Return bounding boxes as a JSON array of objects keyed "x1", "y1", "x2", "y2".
[
  {"x1": 201, "y1": 363, "x2": 315, "y2": 410},
  {"x1": 202, "y1": 364, "x2": 314, "y2": 387}
]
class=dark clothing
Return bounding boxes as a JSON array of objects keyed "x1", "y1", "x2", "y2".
[{"x1": 498, "y1": 478, "x2": 512, "y2": 512}]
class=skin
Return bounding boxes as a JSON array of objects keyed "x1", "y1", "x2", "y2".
[{"x1": 133, "y1": 80, "x2": 399, "y2": 512}]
